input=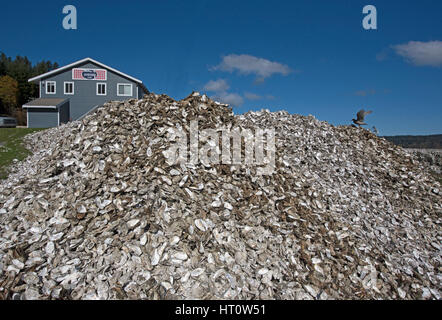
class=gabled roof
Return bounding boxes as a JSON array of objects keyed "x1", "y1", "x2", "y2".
[{"x1": 28, "y1": 57, "x2": 143, "y2": 84}]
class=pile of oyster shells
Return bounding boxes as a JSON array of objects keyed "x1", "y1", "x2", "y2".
[
  {"x1": 0, "y1": 92, "x2": 440, "y2": 300},
  {"x1": 406, "y1": 149, "x2": 441, "y2": 177}
]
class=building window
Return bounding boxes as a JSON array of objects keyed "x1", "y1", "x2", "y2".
[
  {"x1": 97, "y1": 83, "x2": 107, "y2": 96},
  {"x1": 64, "y1": 82, "x2": 74, "y2": 95},
  {"x1": 46, "y1": 81, "x2": 56, "y2": 94},
  {"x1": 117, "y1": 83, "x2": 133, "y2": 96}
]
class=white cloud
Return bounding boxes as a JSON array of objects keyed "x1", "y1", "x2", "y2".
[
  {"x1": 392, "y1": 41, "x2": 442, "y2": 67},
  {"x1": 244, "y1": 92, "x2": 276, "y2": 100},
  {"x1": 202, "y1": 79, "x2": 244, "y2": 106},
  {"x1": 213, "y1": 92, "x2": 244, "y2": 106},
  {"x1": 212, "y1": 54, "x2": 291, "y2": 80},
  {"x1": 355, "y1": 89, "x2": 376, "y2": 97},
  {"x1": 355, "y1": 90, "x2": 367, "y2": 97},
  {"x1": 203, "y1": 79, "x2": 229, "y2": 92},
  {"x1": 244, "y1": 92, "x2": 262, "y2": 100}
]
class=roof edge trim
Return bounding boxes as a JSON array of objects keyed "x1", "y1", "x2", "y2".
[{"x1": 28, "y1": 57, "x2": 143, "y2": 84}]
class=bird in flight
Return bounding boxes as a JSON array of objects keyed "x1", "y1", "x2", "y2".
[{"x1": 352, "y1": 109, "x2": 372, "y2": 126}]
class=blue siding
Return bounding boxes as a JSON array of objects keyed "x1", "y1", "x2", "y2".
[
  {"x1": 59, "y1": 102, "x2": 70, "y2": 124},
  {"x1": 27, "y1": 108, "x2": 58, "y2": 128},
  {"x1": 39, "y1": 62, "x2": 144, "y2": 121},
  {"x1": 138, "y1": 86, "x2": 145, "y2": 99}
]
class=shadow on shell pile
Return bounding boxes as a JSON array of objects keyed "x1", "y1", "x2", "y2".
[{"x1": 0, "y1": 92, "x2": 440, "y2": 300}]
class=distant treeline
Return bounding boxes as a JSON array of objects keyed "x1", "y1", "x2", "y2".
[
  {"x1": 0, "y1": 53, "x2": 58, "y2": 124},
  {"x1": 383, "y1": 134, "x2": 442, "y2": 149}
]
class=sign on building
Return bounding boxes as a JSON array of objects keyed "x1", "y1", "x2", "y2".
[{"x1": 72, "y1": 68, "x2": 107, "y2": 80}]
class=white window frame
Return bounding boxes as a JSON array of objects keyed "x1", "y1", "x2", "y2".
[
  {"x1": 46, "y1": 81, "x2": 56, "y2": 94},
  {"x1": 64, "y1": 81, "x2": 74, "y2": 95},
  {"x1": 117, "y1": 83, "x2": 133, "y2": 97},
  {"x1": 96, "y1": 82, "x2": 107, "y2": 96}
]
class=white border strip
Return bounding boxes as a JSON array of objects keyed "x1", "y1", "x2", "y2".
[
  {"x1": 96, "y1": 82, "x2": 107, "y2": 96},
  {"x1": 73, "y1": 68, "x2": 108, "y2": 81},
  {"x1": 45, "y1": 81, "x2": 56, "y2": 94},
  {"x1": 117, "y1": 83, "x2": 133, "y2": 96},
  {"x1": 64, "y1": 81, "x2": 74, "y2": 95},
  {"x1": 23, "y1": 105, "x2": 58, "y2": 109}
]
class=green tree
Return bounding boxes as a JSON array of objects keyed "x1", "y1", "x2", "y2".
[
  {"x1": 0, "y1": 53, "x2": 8, "y2": 77},
  {"x1": 0, "y1": 52, "x2": 58, "y2": 116},
  {"x1": 0, "y1": 75, "x2": 19, "y2": 114},
  {"x1": 7, "y1": 56, "x2": 34, "y2": 106}
]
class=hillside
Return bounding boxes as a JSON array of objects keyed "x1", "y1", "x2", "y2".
[{"x1": 383, "y1": 134, "x2": 442, "y2": 149}]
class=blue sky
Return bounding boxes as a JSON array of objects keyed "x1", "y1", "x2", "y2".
[{"x1": 1, "y1": 0, "x2": 441, "y2": 135}]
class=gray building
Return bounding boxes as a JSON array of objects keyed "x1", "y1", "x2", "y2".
[{"x1": 23, "y1": 57, "x2": 149, "y2": 128}]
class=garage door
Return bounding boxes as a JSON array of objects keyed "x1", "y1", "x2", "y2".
[{"x1": 27, "y1": 108, "x2": 59, "y2": 128}]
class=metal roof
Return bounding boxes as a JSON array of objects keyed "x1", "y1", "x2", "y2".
[
  {"x1": 28, "y1": 57, "x2": 144, "y2": 84},
  {"x1": 22, "y1": 98, "x2": 69, "y2": 109}
]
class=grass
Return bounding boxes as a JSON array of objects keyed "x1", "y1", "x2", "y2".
[{"x1": 0, "y1": 128, "x2": 45, "y2": 179}]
